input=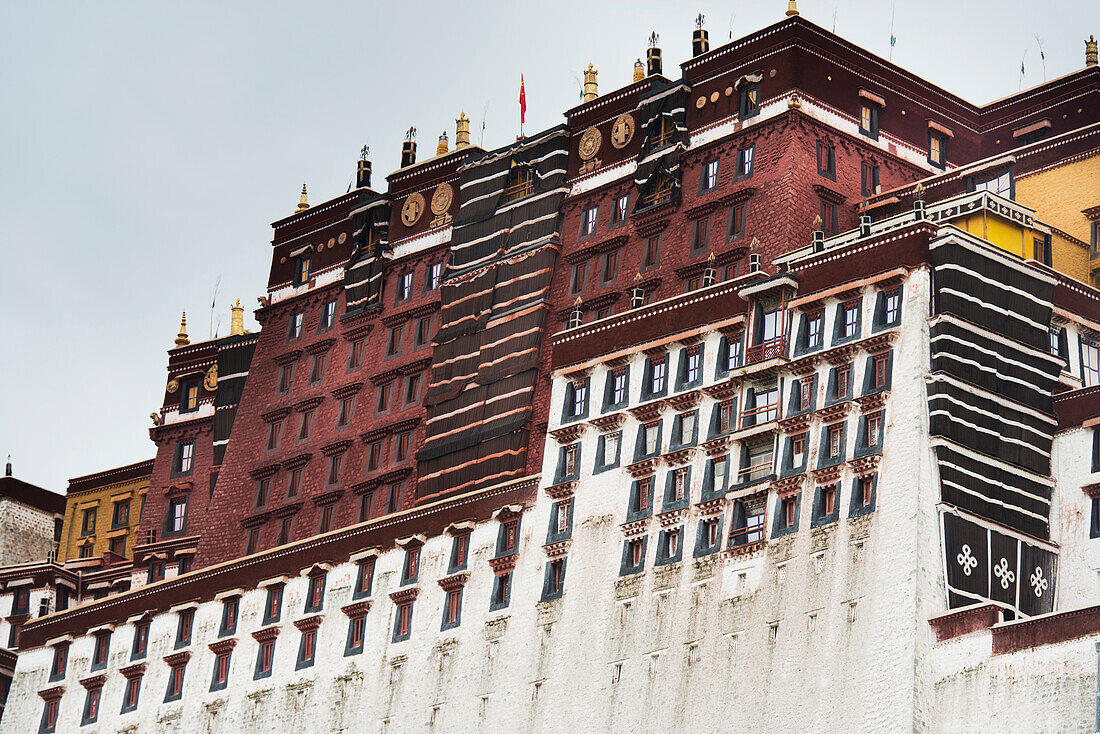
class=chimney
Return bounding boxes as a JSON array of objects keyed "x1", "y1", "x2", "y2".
[
  {"x1": 174, "y1": 312, "x2": 190, "y2": 347},
  {"x1": 4, "y1": 455, "x2": 10, "y2": 478},
  {"x1": 400, "y1": 127, "x2": 417, "y2": 168},
  {"x1": 647, "y1": 32, "x2": 662, "y2": 77},
  {"x1": 456, "y1": 113, "x2": 471, "y2": 148},
  {"x1": 633, "y1": 58, "x2": 645, "y2": 83},
  {"x1": 1088, "y1": 35, "x2": 1098, "y2": 67},
  {"x1": 437, "y1": 131, "x2": 450, "y2": 156},
  {"x1": 583, "y1": 64, "x2": 598, "y2": 102},
  {"x1": 356, "y1": 145, "x2": 372, "y2": 189},
  {"x1": 230, "y1": 299, "x2": 245, "y2": 336},
  {"x1": 859, "y1": 215, "x2": 872, "y2": 237},
  {"x1": 693, "y1": 14, "x2": 710, "y2": 57},
  {"x1": 296, "y1": 183, "x2": 309, "y2": 212}
]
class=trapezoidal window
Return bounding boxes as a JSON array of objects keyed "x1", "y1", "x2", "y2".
[{"x1": 501, "y1": 164, "x2": 534, "y2": 203}]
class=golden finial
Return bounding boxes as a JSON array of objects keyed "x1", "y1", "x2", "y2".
[
  {"x1": 174, "y1": 312, "x2": 190, "y2": 347},
  {"x1": 574, "y1": 296, "x2": 583, "y2": 308},
  {"x1": 786, "y1": 1, "x2": 799, "y2": 17},
  {"x1": 788, "y1": 92, "x2": 802, "y2": 109},
  {"x1": 633, "y1": 58, "x2": 645, "y2": 83},
  {"x1": 296, "y1": 183, "x2": 309, "y2": 213},
  {"x1": 633, "y1": 272, "x2": 643, "y2": 283},
  {"x1": 750, "y1": 236, "x2": 760, "y2": 251},
  {"x1": 708, "y1": 252, "x2": 716, "y2": 262},
  {"x1": 812, "y1": 214, "x2": 823, "y2": 230},
  {"x1": 1087, "y1": 36, "x2": 1098, "y2": 67},
  {"x1": 230, "y1": 299, "x2": 245, "y2": 336},
  {"x1": 914, "y1": 181, "x2": 926, "y2": 201},
  {"x1": 437, "y1": 131, "x2": 450, "y2": 156},
  {"x1": 583, "y1": 63, "x2": 598, "y2": 102},
  {"x1": 456, "y1": 113, "x2": 470, "y2": 148}
]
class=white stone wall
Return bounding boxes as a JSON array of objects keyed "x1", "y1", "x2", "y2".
[
  {"x1": 930, "y1": 627, "x2": 1097, "y2": 733},
  {"x1": 0, "y1": 498, "x2": 56, "y2": 566},
  {"x1": 6, "y1": 267, "x2": 1091, "y2": 732},
  {"x1": 1049, "y1": 423, "x2": 1100, "y2": 610}
]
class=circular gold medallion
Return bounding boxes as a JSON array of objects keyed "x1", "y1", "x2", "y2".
[
  {"x1": 578, "y1": 126, "x2": 602, "y2": 160},
  {"x1": 696, "y1": 96, "x2": 706, "y2": 109},
  {"x1": 430, "y1": 183, "x2": 453, "y2": 216},
  {"x1": 611, "y1": 113, "x2": 635, "y2": 149},
  {"x1": 328, "y1": 237, "x2": 336, "y2": 248},
  {"x1": 725, "y1": 86, "x2": 733, "y2": 96},
  {"x1": 166, "y1": 378, "x2": 179, "y2": 393},
  {"x1": 338, "y1": 232, "x2": 347, "y2": 244},
  {"x1": 401, "y1": 193, "x2": 425, "y2": 227},
  {"x1": 710, "y1": 91, "x2": 720, "y2": 103}
]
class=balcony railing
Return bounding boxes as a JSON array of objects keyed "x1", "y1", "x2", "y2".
[
  {"x1": 728, "y1": 516, "x2": 765, "y2": 547},
  {"x1": 745, "y1": 336, "x2": 788, "y2": 366},
  {"x1": 739, "y1": 404, "x2": 777, "y2": 430},
  {"x1": 736, "y1": 457, "x2": 773, "y2": 484}
]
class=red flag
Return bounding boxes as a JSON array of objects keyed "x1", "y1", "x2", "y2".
[{"x1": 519, "y1": 75, "x2": 527, "y2": 125}]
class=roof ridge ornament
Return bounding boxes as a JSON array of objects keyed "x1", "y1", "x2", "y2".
[
  {"x1": 174, "y1": 312, "x2": 190, "y2": 347},
  {"x1": 786, "y1": 1, "x2": 799, "y2": 17},
  {"x1": 296, "y1": 183, "x2": 309, "y2": 213}
]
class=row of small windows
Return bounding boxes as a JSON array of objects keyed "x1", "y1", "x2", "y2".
[
  {"x1": 285, "y1": 309, "x2": 436, "y2": 364},
  {"x1": 291, "y1": 253, "x2": 443, "y2": 302}
]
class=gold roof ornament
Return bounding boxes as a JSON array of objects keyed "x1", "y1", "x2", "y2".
[
  {"x1": 812, "y1": 214, "x2": 823, "y2": 231},
  {"x1": 788, "y1": 92, "x2": 802, "y2": 109},
  {"x1": 174, "y1": 312, "x2": 190, "y2": 347},
  {"x1": 1087, "y1": 36, "x2": 1098, "y2": 67},
  {"x1": 437, "y1": 131, "x2": 450, "y2": 156},
  {"x1": 230, "y1": 299, "x2": 245, "y2": 336},
  {"x1": 296, "y1": 183, "x2": 309, "y2": 213},
  {"x1": 583, "y1": 63, "x2": 598, "y2": 102},
  {"x1": 914, "y1": 181, "x2": 926, "y2": 202},
  {"x1": 633, "y1": 58, "x2": 645, "y2": 83},
  {"x1": 456, "y1": 113, "x2": 470, "y2": 148},
  {"x1": 786, "y1": 1, "x2": 799, "y2": 17}
]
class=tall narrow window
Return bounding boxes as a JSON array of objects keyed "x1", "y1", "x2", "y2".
[
  {"x1": 739, "y1": 146, "x2": 754, "y2": 177},
  {"x1": 612, "y1": 370, "x2": 628, "y2": 405},
  {"x1": 702, "y1": 159, "x2": 719, "y2": 190},
  {"x1": 286, "y1": 467, "x2": 302, "y2": 497},
  {"x1": 289, "y1": 312, "x2": 304, "y2": 340},
  {"x1": 181, "y1": 383, "x2": 200, "y2": 413},
  {"x1": 643, "y1": 236, "x2": 660, "y2": 269},
  {"x1": 690, "y1": 216, "x2": 710, "y2": 255},
  {"x1": 928, "y1": 131, "x2": 946, "y2": 167},
  {"x1": 859, "y1": 103, "x2": 879, "y2": 139},
  {"x1": 397, "y1": 272, "x2": 414, "y2": 302},
  {"x1": 837, "y1": 365, "x2": 852, "y2": 398},
  {"x1": 337, "y1": 397, "x2": 353, "y2": 426},
  {"x1": 405, "y1": 373, "x2": 421, "y2": 404},
  {"x1": 245, "y1": 526, "x2": 261, "y2": 554},
  {"x1": 1082, "y1": 342, "x2": 1100, "y2": 388},
  {"x1": 327, "y1": 453, "x2": 343, "y2": 485},
  {"x1": 728, "y1": 202, "x2": 747, "y2": 240},
  {"x1": 320, "y1": 300, "x2": 337, "y2": 330},
  {"x1": 427, "y1": 262, "x2": 443, "y2": 291},
  {"x1": 176, "y1": 609, "x2": 194, "y2": 647},
  {"x1": 861, "y1": 161, "x2": 880, "y2": 197},
  {"x1": 415, "y1": 316, "x2": 433, "y2": 347},
  {"x1": 366, "y1": 440, "x2": 382, "y2": 471},
  {"x1": 873, "y1": 354, "x2": 888, "y2": 388},
  {"x1": 828, "y1": 424, "x2": 843, "y2": 458},
  {"x1": 167, "y1": 498, "x2": 187, "y2": 534},
  {"x1": 319, "y1": 503, "x2": 335, "y2": 532},
  {"x1": 309, "y1": 353, "x2": 327, "y2": 384},
  {"x1": 376, "y1": 382, "x2": 391, "y2": 413},
  {"x1": 740, "y1": 83, "x2": 760, "y2": 118},
  {"x1": 843, "y1": 301, "x2": 859, "y2": 337},
  {"x1": 817, "y1": 142, "x2": 836, "y2": 179},
  {"x1": 386, "y1": 326, "x2": 402, "y2": 356},
  {"x1": 672, "y1": 468, "x2": 687, "y2": 501},
  {"x1": 563, "y1": 444, "x2": 579, "y2": 476},
  {"x1": 718, "y1": 402, "x2": 734, "y2": 434},
  {"x1": 602, "y1": 250, "x2": 619, "y2": 282},
  {"x1": 394, "y1": 431, "x2": 411, "y2": 462},
  {"x1": 570, "y1": 262, "x2": 587, "y2": 294},
  {"x1": 277, "y1": 516, "x2": 293, "y2": 545},
  {"x1": 266, "y1": 419, "x2": 281, "y2": 450},
  {"x1": 177, "y1": 441, "x2": 194, "y2": 474},
  {"x1": 278, "y1": 363, "x2": 294, "y2": 393},
  {"x1": 294, "y1": 254, "x2": 311, "y2": 285},
  {"x1": 298, "y1": 410, "x2": 314, "y2": 440},
  {"x1": 821, "y1": 200, "x2": 838, "y2": 235},
  {"x1": 799, "y1": 379, "x2": 812, "y2": 411},
  {"x1": 650, "y1": 359, "x2": 667, "y2": 394},
  {"x1": 685, "y1": 351, "x2": 700, "y2": 384},
  {"x1": 867, "y1": 413, "x2": 883, "y2": 447},
  {"x1": 580, "y1": 206, "x2": 599, "y2": 237},
  {"x1": 884, "y1": 289, "x2": 900, "y2": 325},
  {"x1": 613, "y1": 194, "x2": 630, "y2": 226}
]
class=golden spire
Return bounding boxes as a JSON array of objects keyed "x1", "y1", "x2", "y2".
[
  {"x1": 230, "y1": 299, "x2": 245, "y2": 336},
  {"x1": 174, "y1": 312, "x2": 190, "y2": 347},
  {"x1": 296, "y1": 183, "x2": 309, "y2": 213},
  {"x1": 583, "y1": 63, "x2": 598, "y2": 102},
  {"x1": 437, "y1": 131, "x2": 450, "y2": 155},
  {"x1": 633, "y1": 58, "x2": 645, "y2": 83},
  {"x1": 456, "y1": 113, "x2": 470, "y2": 148},
  {"x1": 786, "y1": 1, "x2": 799, "y2": 17},
  {"x1": 1088, "y1": 36, "x2": 1098, "y2": 67}
]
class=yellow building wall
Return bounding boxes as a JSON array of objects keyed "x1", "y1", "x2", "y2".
[
  {"x1": 1016, "y1": 154, "x2": 1099, "y2": 283},
  {"x1": 60, "y1": 475, "x2": 149, "y2": 562}
]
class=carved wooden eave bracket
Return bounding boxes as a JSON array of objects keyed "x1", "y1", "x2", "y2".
[
  {"x1": 544, "y1": 481, "x2": 577, "y2": 501},
  {"x1": 771, "y1": 474, "x2": 805, "y2": 498},
  {"x1": 863, "y1": 331, "x2": 898, "y2": 355},
  {"x1": 657, "y1": 508, "x2": 688, "y2": 528},
  {"x1": 816, "y1": 402, "x2": 851, "y2": 423},
  {"x1": 438, "y1": 573, "x2": 470, "y2": 592},
  {"x1": 849, "y1": 455, "x2": 881, "y2": 478},
  {"x1": 811, "y1": 465, "x2": 842, "y2": 485},
  {"x1": 666, "y1": 390, "x2": 702, "y2": 411},
  {"x1": 702, "y1": 379, "x2": 739, "y2": 401},
  {"x1": 778, "y1": 413, "x2": 811, "y2": 434},
  {"x1": 488, "y1": 554, "x2": 518, "y2": 576},
  {"x1": 663, "y1": 447, "x2": 696, "y2": 467},
  {"x1": 589, "y1": 413, "x2": 626, "y2": 433},
  {"x1": 620, "y1": 518, "x2": 650, "y2": 537},
  {"x1": 388, "y1": 587, "x2": 420, "y2": 605},
  {"x1": 701, "y1": 436, "x2": 730, "y2": 457},
  {"x1": 696, "y1": 498, "x2": 726, "y2": 517},
  {"x1": 550, "y1": 424, "x2": 587, "y2": 444},
  {"x1": 625, "y1": 458, "x2": 660, "y2": 478},
  {"x1": 824, "y1": 345, "x2": 855, "y2": 367},
  {"x1": 725, "y1": 539, "x2": 765, "y2": 559},
  {"x1": 788, "y1": 355, "x2": 820, "y2": 376},
  {"x1": 543, "y1": 539, "x2": 572, "y2": 559},
  {"x1": 854, "y1": 391, "x2": 889, "y2": 413},
  {"x1": 629, "y1": 400, "x2": 665, "y2": 423},
  {"x1": 341, "y1": 600, "x2": 372, "y2": 618}
]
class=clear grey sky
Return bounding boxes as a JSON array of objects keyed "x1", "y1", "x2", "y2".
[{"x1": 2, "y1": 1, "x2": 1097, "y2": 493}]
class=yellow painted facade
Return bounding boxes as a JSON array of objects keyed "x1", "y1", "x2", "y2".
[
  {"x1": 1016, "y1": 154, "x2": 1100, "y2": 285},
  {"x1": 60, "y1": 463, "x2": 151, "y2": 562}
]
